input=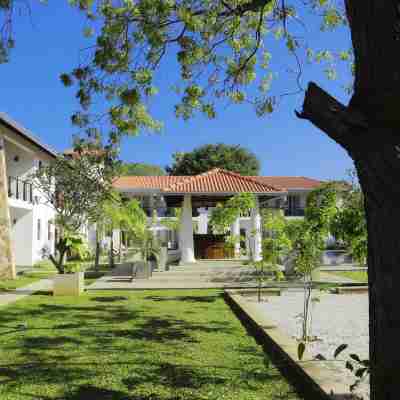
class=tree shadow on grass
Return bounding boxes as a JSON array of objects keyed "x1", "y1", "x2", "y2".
[
  {"x1": 22, "y1": 335, "x2": 83, "y2": 349},
  {"x1": 113, "y1": 315, "x2": 234, "y2": 343},
  {"x1": 123, "y1": 361, "x2": 226, "y2": 390},
  {"x1": 57, "y1": 384, "x2": 200, "y2": 400},
  {"x1": 143, "y1": 295, "x2": 220, "y2": 303},
  {"x1": 91, "y1": 296, "x2": 129, "y2": 302}
]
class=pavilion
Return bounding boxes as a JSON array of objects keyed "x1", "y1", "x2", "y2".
[{"x1": 114, "y1": 168, "x2": 288, "y2": 263}]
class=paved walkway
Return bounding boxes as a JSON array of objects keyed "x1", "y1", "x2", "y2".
[{"x1": 0, "y1": 278, "x2": 53, "y2": 307}]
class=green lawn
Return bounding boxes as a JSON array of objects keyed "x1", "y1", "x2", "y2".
[
  {"x1": 330, "y1": 270, "x2": 368, "y2": 282},
  {"x1": 0, "y1": 290, "x2": 301, "y2": 400},
  {"x1": 0, "y1": 272, "x2": 57, "y2": 291}
]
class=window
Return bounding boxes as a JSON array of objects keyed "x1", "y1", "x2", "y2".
[
  {"x1": 48, "y1": 221, "x2": 52, "y2": 241},
  {"x1": 286, "y1": 195, "x2": 305, "y2": 216},
  {"x1": 37, "y1": 219, "x2": 41, "y2": 241}
]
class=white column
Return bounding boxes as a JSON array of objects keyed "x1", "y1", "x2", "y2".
[
  {"x1": 197, "y1": 207, "x2": 209, "y2": 234},
  {"x1": 230, "y1": 217, "x2": 241, "y2": 258},
  {"x1": 112, "y1": 228, "x2": 121, "y2": 251},
  {"x1": 179, "y1": 194, "x2": 195, "y2": 264},
  {"x1": 250, "y1": 196, "x2": 262, "y2": 262}
]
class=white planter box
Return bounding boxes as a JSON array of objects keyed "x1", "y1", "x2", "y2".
[
  {"x1": 311, "y1": 267, "x2": 321, "y2": 281},
  {"x1": 53, "y1": 272, "x2": 84, "y2": 296}
]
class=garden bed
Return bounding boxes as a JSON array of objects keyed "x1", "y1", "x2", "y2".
[{"x1": 250, "y1": 289, "x2": 369, "y2": 399}]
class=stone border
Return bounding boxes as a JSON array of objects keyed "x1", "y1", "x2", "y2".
[
  {"x1": 330, "y1": 286, "x2": 368, "y2": 295},
  {"x1": 224, "y1": 289, "x2": 354, "y2": 400}
]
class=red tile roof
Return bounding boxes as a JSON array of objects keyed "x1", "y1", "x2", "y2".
[
  {"x1": 113, "y1": 175, "x2": 186, "y2": 190},
  {"x1": 162, "y1": 169, "x2": 284, "y2": 193},
  {"x1": 253, "y1": 176, "x2": 324, "y2": 190},
  {"x1": 113, "y1": 170, "x2": 324, "y2": 193}
]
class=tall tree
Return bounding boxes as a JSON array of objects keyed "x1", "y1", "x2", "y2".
[
  {"x1": 1, "y1": 0, "x2": 399, "y2": 397},
  {"x1": 166, "y1": 144, "x2": 260, "y2": 175},
  {"x1": 119, "y1": 162, "x2": 166, "y2": 176},
  {"x1": 33, "y1": 146, "x2": 115, "y2": 273}
]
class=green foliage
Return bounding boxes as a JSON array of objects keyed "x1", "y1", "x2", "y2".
[
  {"x1": 291, "y1": 223, "x2": 323, "y2": 279},
  {"x1": 33, "y1": 144, "x2": 116, "y2": 234},
  {"x1": 93, "y1": 192, "x2": 148, "y2": 267},
  {"x1": 209, "y1": 193, "x2": 256, "y2": 234},
  {"x1": 1, "y1": 0, "x2": 351, "y2": 146},
  {"x1": 119, "y1": 162, "x2": 166, "y2": 176},
  {"x1": 65, "y1": 234, "x2": 92, "y2": 262},
  {"x1": 166, "y1": 144, "x2": 260, "y2": 176},
  {"x1": 305, "y1": 182, "x2": 338, "y2": 237},
  {"x1": 160, "y1": 208, "x2": 181, "y2": 232},
  {"x1": 290, "y1": 183, "x2": 340, "y2": 343},
  {"x1": 262, "y1": 209, "x2": 291, "y2": 279},
  {"x1": 32, "y1": 146, "x2": 116, "y2": 273},
  {"x1": 330, "y1": 170, "x2": 367, "y2": 265}
]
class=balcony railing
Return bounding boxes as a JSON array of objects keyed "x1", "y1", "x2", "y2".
[
  {"x1": 8, "y1": 176, "x2": 34, "y2": 203},
  {"x1": 284, "y1": 208, "x2": 305, "y2": 217}
]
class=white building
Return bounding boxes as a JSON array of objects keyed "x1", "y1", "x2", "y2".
[
  {"x1": 0, "y1": 113, "x2": 57, "y2": 271},
  {"x1": 113, "y1": 169, "x2": 323, "y2": 263}
]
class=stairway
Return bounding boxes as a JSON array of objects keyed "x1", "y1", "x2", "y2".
[{"x1": 88, "y1": 259, "x2": 259, "y2": 290}]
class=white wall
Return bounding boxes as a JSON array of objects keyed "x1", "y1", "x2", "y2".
[
  {"x1": 9, "y1": 208, "x2": 34, "y2": 266},
  {"x1": 3, "y1": 133, "x2": 56, "y2": 266}
]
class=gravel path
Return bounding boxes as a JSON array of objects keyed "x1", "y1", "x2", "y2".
[{"x1": 252, "y1": 289, "x2": 369, "y2": 399}]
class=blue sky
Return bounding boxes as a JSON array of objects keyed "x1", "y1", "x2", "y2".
[{"x1": 0, "y1": 2, "x2": 354, "y2": 180}]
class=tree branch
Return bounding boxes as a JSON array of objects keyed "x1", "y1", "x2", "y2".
[{"x1": 295, "y1": 82, "x2": 368, "y2": 151}]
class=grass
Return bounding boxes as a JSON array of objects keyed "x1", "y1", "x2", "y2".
[
  {"x1": 0, "y1": 272, "x2": 57, "y2": 291},
  {"x1": 0, "y1": 290, "x2": 301, "y2": 400},
  {"x1": 329, "y1": 270, "x2": 368, "y2": 283}
]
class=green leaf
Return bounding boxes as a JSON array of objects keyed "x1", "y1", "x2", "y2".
[
  {"x1": 345, "y1": 361, "x2": 353, "y2": 371},
  {"x1": 349, "y1": 353, "x2": 361, "y2": 363},
  {"x1": 334, "y1": 343, "x2": 348, "y2": 358},
  {"x1": 298, "y1": 342, "x2": 306, "y2": 360},
  {"x1": 355, "y1": 367, "x2": 368, "y2": 378}
]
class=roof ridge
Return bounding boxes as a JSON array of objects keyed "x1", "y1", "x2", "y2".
[
  {"x1": 219, "y1": 169, "x2": 285, "y2": 191},
  {"x1": 163, "y1": 168, "x2": 222, "y2": 191},
  {"x1": 163, "y1": 168, "x2": 286, "y2": 192}
]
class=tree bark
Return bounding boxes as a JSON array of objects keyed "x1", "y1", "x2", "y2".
[
  {"x1": 95, "y1": 240, "x2": 101, "y2": 271},
  {"x1": 0, "y1": 136, "x2": 16, "y2": 279},
  {"x1": 298, "y1": 3, "x2": 400, "y2": 396},
  {"x1": 298, "y1": 78, "x2": 400, "y2": 398}
]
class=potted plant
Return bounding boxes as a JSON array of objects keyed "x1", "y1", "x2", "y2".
[{"x1": 53, "y1": 261, "x2": 84, "y2": 296}]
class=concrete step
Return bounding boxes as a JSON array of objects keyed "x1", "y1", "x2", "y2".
[
  {"x1": 152, "y1": 270, "x2": 255, "y2": 277},
  {"x1": 168, "y1": 265, "x2": 249, "y2": 272},
  {"x1": 166, "y1": 267, "x2": 253, "y2": 274}
]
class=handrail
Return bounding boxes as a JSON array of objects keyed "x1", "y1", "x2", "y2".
[{"x1": 7, "y1": 176, "x2": 34, "y2": 203}]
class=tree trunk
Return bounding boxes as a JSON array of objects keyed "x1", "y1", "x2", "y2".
[
  {"x1": 0, "y1": 136, "x2": 16, "y2": 279},
  {"x1": 298, "y1": 85, "x2": 400, "y2": 398},
  {"x1": 95, "y1": 228, "x2": 100, "y2": 271},
  {"x1": 95, "y1": 240, "x2": 101, "y2": 271},
  {"x1": 354, "y1": 148, "x2": 400, "y2": 400},
  {"x1": 109, "y1": 226, "x2": 115, "y2": 268},
  {"x1": 296, "y1": 1, "x2": 400, "y2": 395}
]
